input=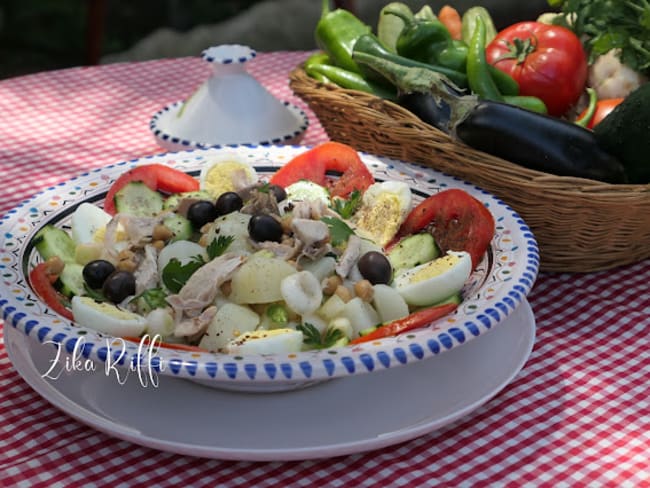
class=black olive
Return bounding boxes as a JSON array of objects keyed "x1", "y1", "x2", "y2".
[
  {"x1": 82, "y1": 259, "x2": 116, "y2": 289},
  {"x1": 268, "y1": 184, "x2": 287, "y2": 203},
  {"x1": 215, "y1": 191, "x2": 243, "y2": 215},
  {"x1": 357, "y1": 251, "x2": 393, "y2": 285},
  {"x1": 102, "y1": 270, "x2": 136, "y2": 303},
  {"x1": 187, "y1": 200, "x2": 218, "y2": 229},
  {"x1": 248, "y1": 214, "x2": 283, "y2": 243}
]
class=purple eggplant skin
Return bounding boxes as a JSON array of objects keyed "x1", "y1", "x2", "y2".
[
  {"x1": 400, "y1": 92, "x2": 627, "y2": 184},
  {"x1": 455, "y1": 101, "x2": 627, "y2": 183}
]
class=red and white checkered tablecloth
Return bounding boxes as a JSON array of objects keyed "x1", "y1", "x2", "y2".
[{"x1": 1, "y1": 51, "x2": 649, "y2": 487}]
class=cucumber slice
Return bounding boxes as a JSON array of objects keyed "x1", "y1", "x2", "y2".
[
  {"x1": 163, "y1": 214, "x2": 193, "y2": 242},
  {"x1": 33, "y1": 224, "x2": 76, "y2": 263},
  {"x1": 388, "y1": 233, "x2": 439, "y2": 271},
  {"x1": 163, "y1": 190, "x2": 213, "y2": 210},
  {"x1": 114, "y1": 181, "x2": 164, "y2": 217},
  {"x1": 59, "y1": 263, "x2": 86, "y2": 297}
]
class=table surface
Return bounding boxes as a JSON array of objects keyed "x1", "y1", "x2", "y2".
[{"x1": 1, "y1": 51, "x2": 649, "y2": 487}]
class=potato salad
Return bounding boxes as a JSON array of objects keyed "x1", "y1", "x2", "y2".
[{"x1": 30, "y1": 143, "x2": 494, "y2": 355}]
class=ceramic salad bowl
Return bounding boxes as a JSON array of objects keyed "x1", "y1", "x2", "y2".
[{"x1": 0, "y1": 145, "x2": 539, "y2": 392}]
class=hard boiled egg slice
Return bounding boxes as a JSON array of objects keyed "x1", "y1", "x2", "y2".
[
  {"x1": 71, "y1": 296, "x2": 147, "y2": 337},
  {"x1": 393, "y1": 251, "x2": 472, "y2": 307},
  {"x1": 71, "y1": 203, "x2": 112, "y2": 244},
  {"x1": 199, "y1": 154, "x2": 258, "y2": 198},
  {"x1": 223, "y1": 328, "x2": 303, "y2": 355},
  {"x1": 353, "y1": 181, "x2": 412, "y2": 247}
]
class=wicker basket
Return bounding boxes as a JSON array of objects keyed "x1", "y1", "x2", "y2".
[{"x1": 290, "y1": 67, "x2": 650, "y2": 273}]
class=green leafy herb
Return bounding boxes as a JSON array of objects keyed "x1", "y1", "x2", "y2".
[
  {"x1": 206, "y1": 235, "x2": 234, "y2": 260},
  {"x1": 332, "y1": 190, "x2": 362, "y2": 219},
  {"x1": 297, "y1": 322, "x2": 345, "y2": 349},
  {"x1": 551, "y1": 0, "x2": 650, "y2": 74},
  {"x1": 321, "y1": 216, "x2": 355, "y2": 246},
  {"x1": 162, "y1": 255, "x2": 205, "y2": 293},
  {"x1": 131, "y1": 287, "x2": 168, "y2": 313}
]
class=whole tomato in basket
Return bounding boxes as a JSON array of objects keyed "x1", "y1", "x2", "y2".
[{"x1": 486, "y1": 21, "x2": 587, "y2": 116}]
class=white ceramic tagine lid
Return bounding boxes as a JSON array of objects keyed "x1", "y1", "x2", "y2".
[{"x1": 150, "y1": 45, "x2": 308, "y2": 150}]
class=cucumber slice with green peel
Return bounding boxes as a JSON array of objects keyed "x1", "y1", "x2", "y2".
[
  {"x1": 163, "y1": 190, "x2": 213, "y2": 210},
  {"x1": 33, "y1": 225, "x2": 76, "y2": 263},
  {"x1": 388, "y1": 233, "x2": 439, "y2": 271},
  {"x1": 163, "y1": 214, "x2": 193, "y2": 242},
  {"x1": 59, "y1": 262, "x2": 87, "y2": 297},
  {"x1": 114, "y1": 181, "x2": 164, "y2": 217}
]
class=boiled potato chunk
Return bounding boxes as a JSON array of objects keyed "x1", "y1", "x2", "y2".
[
  {"x1": 228, "y1": 255, "x2": 297, "y2": 304},
  {"x1": 199, "y1": 302, "x2": 260, "y2": 352}
]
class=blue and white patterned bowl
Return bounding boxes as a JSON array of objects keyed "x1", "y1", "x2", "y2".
[{"x1": 0, "y1": 145, "x2": 539, "y2": 392}]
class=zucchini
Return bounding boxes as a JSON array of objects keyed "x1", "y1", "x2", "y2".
[
  {"x1": 593, "y1": 83, "x2": 650, "y2": 184},
  {"x1": 114, "y1": 181, "x2": 164, "y2": 217},
  {"x1": 33, "y1": 225, "x2": 76, "y2": 263}
]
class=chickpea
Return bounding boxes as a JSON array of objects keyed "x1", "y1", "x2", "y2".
[{"x1": 354, "y1": 279, "x2": 374, "y2": 302}]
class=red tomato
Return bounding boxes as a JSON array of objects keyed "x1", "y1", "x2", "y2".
[
  {"x1": 577, "y1": 98, "x2": 624, "y2": 129},
  {"x1": 486, "y1": 21, "x2": 587, "y2": 116},
  {"x1": 270, "y1": 142, "x2": 374, "y2": 198},
  {"x1": 104, "y1": 164, "x2": 199, "y2": 214},
  {"x1": 393, "y1": 189, "x2": 495, "y2": 270},
  {"x1": 29, "y1": 262, "x2": 74, "y2": 320}
]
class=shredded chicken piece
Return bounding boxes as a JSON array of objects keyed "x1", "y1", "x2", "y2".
[
  {"x1": 336, "y1": 234, "x2": 362, "y2": 279},
  {"x1": 291, "y1": 218, "x2": 331, "y2": 260},
  {"x1": 134, "y1": 244, "x2": 159, "y2": 294},
  {"x1": 166, "y1": 253, "x2": 245, "y2": 318},
  {"x1": 173, "y1": 305, "x2": 217, "y2": 339}
]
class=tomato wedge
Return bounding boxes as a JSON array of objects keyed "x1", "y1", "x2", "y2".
[
  {"x1": 350, "y1": 302, "x2": 458, "y2": 344},
  {"x1": 269, "y1": 142, "x2": 374, "y2": 198},
  {"x1": 123, "y1": 335, "x2": 208, "y2": 352},
  {"x1": 104, "y1": 164, "x2": 199, "y2": 214},
  {"x1": 393, "y1": 189, "x2": 495, "y2": 270},
  {"x1": 30, "y1": 262, "x2": 74, "y2": 320}
]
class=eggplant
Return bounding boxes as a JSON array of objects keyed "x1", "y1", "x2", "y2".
[{"x1": 352, "y1": 50, "x2": 627, "y2": 184}]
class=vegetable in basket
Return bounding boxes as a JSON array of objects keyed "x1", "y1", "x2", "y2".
[
  {"x1": 593, "y1": 83, "x2": 650, "y2": 184},
  {"x1": 351, "y1": 50, "x2": 627, "y2": 184},
  {"x1": 485, "y1": 21, "x2": 588, "y2": 116},
  {"x1": 314, "y1": 0, "x2": 371, "y2": 74}
]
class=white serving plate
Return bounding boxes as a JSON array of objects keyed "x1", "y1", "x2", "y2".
[
  {"x1": 3, "y1": 298, "x2": 536, "y2": 461},
  {"x1": 0, "y1": 144, "x2": 539, "y2": 391}
]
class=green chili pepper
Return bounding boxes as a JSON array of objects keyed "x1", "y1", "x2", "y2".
[
  {"x1": 461, "y1": 6, "x2": 497, "y2": 47},
  {"x1": 467, "y1": 17, "x2": 503, "y2": 101},
  {"x1": 574, "y1": 88, "x2": 597, "y2": 127},
  {"x1": 305, "y1": 63, "x2": 397, "y2": 100},
  {"x1": 304, "y1": 51, "x2": 332, "y2": 70},
  {"x1": 490, "y1": 66, "x2": 519, "y2": 96},
  {"x1": 387, "y1": 8, "x2": 452, "y2": 61},
  {"x1": 414, "y1": 5, "x2": 436, "y2": 21},
  {"x1": 377, "y1": 2, "x2": 414, "y2": 54},
  {"x1": 315, "y1": 0, "x2": 371, "y2": 73},
  {"x1": 503, "y1": 95, "x2": 548, "y2": 114},
  {"x1": 353, "y1": 33, "x2": 468, "y2": 89}
]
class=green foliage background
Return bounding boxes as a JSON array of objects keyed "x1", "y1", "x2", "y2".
[{"x1": 0, "y1": 0, "x2": 260, "y2": 79}]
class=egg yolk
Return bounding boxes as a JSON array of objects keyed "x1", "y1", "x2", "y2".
[{"x1": 410, "y1": 253, "x2": 462, "y2": 283}]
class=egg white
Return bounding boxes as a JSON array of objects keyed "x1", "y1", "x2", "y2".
[
  {"x1": 71, "y1": 203, "x2": 112, "y2": 245},
  {"x1": 353, "y1": 181, "x2": 412, "y2": 247},
  {"x1": 71, "y1": 296, "x2": 147, "y2": 337},
  {"x1": 224, "y1": 328, "x2": 303, "y2": 355},
  {"x1": 393, "y1": 251, "x2": 472, "y2": 307}
]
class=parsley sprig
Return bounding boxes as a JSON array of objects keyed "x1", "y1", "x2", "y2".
[
  {"x1": 551, "y1": 0, "x2": 650, "y2": 74},
  {"x1": 297, "y1": 322, "x2": 345, "y2": 349},
  {"x1": 162, "y1": 235, "x2": 234, "y2": 293}
]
